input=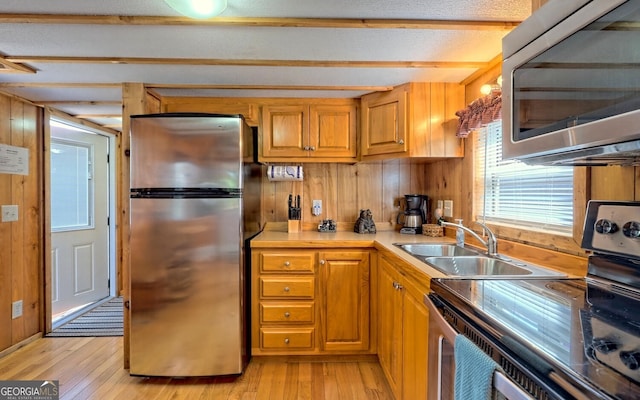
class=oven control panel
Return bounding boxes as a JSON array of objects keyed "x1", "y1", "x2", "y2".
[
  {"x1": 582, "y1": 201, "x2": 640, "y2": 258},
  {"x1": 590, "y1": 316, "x2": 640, "y2": 384}
]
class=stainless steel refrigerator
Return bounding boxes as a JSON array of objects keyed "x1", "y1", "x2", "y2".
[{"x1": 128, "y1": 113, "x2": 262, "y2": 377}]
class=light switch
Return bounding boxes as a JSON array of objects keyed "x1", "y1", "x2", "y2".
[
  {"x1": 12, "y1": 300, "x2": 23, "y2": 319},
  {"x1": 1, "y1": 205, "x2": 18, "y2": 222},
  {"x1": 443, "y1": 200, "x2": 453, "y2": 218}
]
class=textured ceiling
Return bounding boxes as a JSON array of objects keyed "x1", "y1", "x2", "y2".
[{"x1": 0, "y1": 0, "x2": 532, "y2": 131}]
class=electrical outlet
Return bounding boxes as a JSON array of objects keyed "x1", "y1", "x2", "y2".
[
  {"x1": 443, "y1": 200, "x2": 453, "y2": 218},
  {"x1": 312, "y1": 200, "x2": 322, "y2": 216},
  {"x1": 12, "y1": 300, "x2": 23, "y2": 319},
  {"x1": 437, "y1": 200, "x2": 444, "y2": 210},
  {"x1": 2, "y1": 205, "x2": 19, "y2": 222}
]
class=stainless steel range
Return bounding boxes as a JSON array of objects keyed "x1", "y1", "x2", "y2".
[{"x1": 427, "y1": 201, "x2": 640, "y2": 399}]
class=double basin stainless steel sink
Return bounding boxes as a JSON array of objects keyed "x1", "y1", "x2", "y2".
[{"x1": 394, "y1": 243, "x2": 566, "y2": 278}]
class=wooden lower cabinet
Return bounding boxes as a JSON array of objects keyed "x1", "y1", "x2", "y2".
[
  {"x1": 252, "y1": 248, "x2": 372, "y2": 355},
  {"x1": 319, "y1": 250, "x2": 370, "y2": 352},
  {"x1": 378, "y1": 253, "x2": 430, "y2": 400},
  {"x1": 378, "y1": 256, "x2": 404, "y2": 396},
  {"x1": 401, "y1": 274, "x2": 430, "y2": 400}
]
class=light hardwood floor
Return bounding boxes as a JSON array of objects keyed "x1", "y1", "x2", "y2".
[{"x1": 0, "y1": 337, "x2": 393, "y2": 400}]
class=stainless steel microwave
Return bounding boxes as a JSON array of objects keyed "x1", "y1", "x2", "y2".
[{"x1": 502, "y1": 0, "x2": 640, "y2": 166}]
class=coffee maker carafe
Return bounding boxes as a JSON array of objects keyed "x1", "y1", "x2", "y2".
[{"x1": 397, "y1": 194, "x2": 428, "y2": 234}]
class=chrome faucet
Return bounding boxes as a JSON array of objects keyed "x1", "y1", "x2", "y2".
[{"x1": 439, "y1": 220, "x2": 498, "y2": 256}]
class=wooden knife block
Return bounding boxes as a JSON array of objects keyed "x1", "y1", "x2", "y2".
[{"x1": 288, "y1": 220, "x2": 301, "y2": 233}]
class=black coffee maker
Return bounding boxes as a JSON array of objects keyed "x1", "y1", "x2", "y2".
[{"x1": 397, "y1": 194, "x2": 428, "y2": 234}]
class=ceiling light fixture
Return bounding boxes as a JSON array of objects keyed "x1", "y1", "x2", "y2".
[{"x1": 164, "y1": 0, "x2": 227, "y2": 19}]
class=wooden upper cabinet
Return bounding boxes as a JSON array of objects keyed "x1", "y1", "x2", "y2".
[
  {"x1": 309, "y1": 104, "x2": 357, "y2": 159},
  {"x1": 260, "y1": 101, "x2": 358, "y2": 162},
  {"x1": 361, "y1": 82, "x2": 464, "y2": 161},
  {"x1": 261, "y1": 104, "x2": 308, "y2": 159},
  {"x1": 361, "y1": 87, "x2": 408, "y2": 157},
  {"x1": 161, "y1": 97, "x2": 260, "y2": 126}
]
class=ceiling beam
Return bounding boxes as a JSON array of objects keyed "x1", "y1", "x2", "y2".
[
  {"x1": 0, "y1": 57, "x2": 36, "y2": 73},
  {"x1": 0, "y1": 14, "x2": 522, "y2": 30},
  {"x1": 147, "y1": 83, "x2": 394, "y2": 91},
  {"x1": 5, "y1": 55, "x2": 488, "y2": 69},
  {"x1": 1, "y1": 82, "x2": 394, "y2": 92},
  {"x1": 36, "y1": 100, "x2": 122, "y2": 105},
  {"x1": 74, "y1": 114, "x2": 122, "y2": 118},
  {"x1": 0, "y1": 82, "x2": 120, "y2": 88}
]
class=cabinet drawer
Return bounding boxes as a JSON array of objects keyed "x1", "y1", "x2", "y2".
[
  {"x1": 260, "y1": 302, "x2": 315, "y2": 323},
  {"x1": 260, "y1": 328, "x2": 314, "y2": 350},
  {"x1": 261, "y1": 253, "x2": 315, "y2": 273},
  {"x1": 260, "y1": 277, "x2": 315, "y2": 298}
]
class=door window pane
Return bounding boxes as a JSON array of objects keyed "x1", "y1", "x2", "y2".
[{"x1": 51, "y1": 140, "x2": 92, "y2": 230}]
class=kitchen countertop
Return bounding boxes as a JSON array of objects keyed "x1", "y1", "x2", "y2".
[{"x1": 251, "y1": 229, "x2": 457, "y2": 280}]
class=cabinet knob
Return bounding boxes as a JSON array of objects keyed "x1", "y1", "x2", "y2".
[
  {"x1": 284, "y1": 338, "x2": 290, "y2": 344},
  {"x1": 319, "y1": 259, "x2": 326, "y2": 265},
  {"x1": 284, "y1": 286, "x2": 290, "y2": 292},
  {"x1": 392, "y1": 281, "x2": 404, "y2": 290},
  {"x1": 309, "y1": 146, "x2": 316, "y2": 151},
  {"x1": 398, "y1": 139, "x2": 404, "y2": 145},
  {"x1": 284, "y1": 312, "x2": 291, "y2": 318},
  {"x1": 303, "y1": 146, "x2": 310, "y2": 151},
  {"x1": 284, "y1": 261, "x2": 291, "y2": 267}
]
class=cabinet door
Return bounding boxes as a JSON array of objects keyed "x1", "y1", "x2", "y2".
[
  {"x1": 261, "y1": 105, "x2": 308, "y2": 158},
  {"x1": 309, "y1": 104, "x2": 357, "y2": 159},
  {"x1": 361, "y1": 87, "x2": 407, "y2": 157},
  {"x1": 377, "y1": 255, "x2": 403, "y2": 398},
  {"x1": 319, "y1": 251, "x2": 370, "y2": 351},
  {"x1": 402, "y1": 278, "x2": 429, "y2": 400}
]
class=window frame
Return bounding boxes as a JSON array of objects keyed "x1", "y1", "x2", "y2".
[{"x1": 468, "y1": 126, "x2": 586, "y2": 255}]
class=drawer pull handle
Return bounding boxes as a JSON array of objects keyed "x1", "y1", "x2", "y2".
[
  {"x1": 284, "y1": 338, "x2": 290, "y2": 344},
  {"x1": 284, "y1": 261, "x2": 290, "y2": 267},
  {"x1": 284, "y1": 286, "x2": 290, "y2": 292},
  {"x1": 284, "y1": 312, "x2": 291, "y2": 318}
]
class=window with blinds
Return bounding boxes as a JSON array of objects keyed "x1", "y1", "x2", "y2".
[{"x1": 474, "y1": 121, "x2": 574, "y2": 235}]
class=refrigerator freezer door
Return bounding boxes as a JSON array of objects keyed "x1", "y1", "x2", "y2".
[
  {"x1": 129, "y1": 197, "x2": 244, "y2": 377},
  {"x1": 130, "y1": 115, "x2": 246, "y2": 189}
]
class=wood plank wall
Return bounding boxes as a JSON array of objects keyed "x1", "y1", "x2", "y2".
[
  {"x1": 0, "y1": 93, "x2": 43, "y2": 351},
  {"x1": 262, "y1": 161, "x2": 435, "y2": 232}
]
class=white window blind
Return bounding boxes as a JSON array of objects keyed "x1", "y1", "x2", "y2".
[{"x1": 474, "y1": 121, "x2": 574, "y2": 234}]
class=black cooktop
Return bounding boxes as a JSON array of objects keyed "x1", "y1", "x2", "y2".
[{"x1": 431, "y1": 276, "x2": 640, "y2": 400}]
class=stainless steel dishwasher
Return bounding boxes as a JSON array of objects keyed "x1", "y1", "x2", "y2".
[{"x1": 424, "y1": 293, "x2": 534, "y2": 400}]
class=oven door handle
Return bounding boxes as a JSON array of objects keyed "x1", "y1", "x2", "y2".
[{"x1": 494, "y1": 371, "x2": 535, "y2": 400}]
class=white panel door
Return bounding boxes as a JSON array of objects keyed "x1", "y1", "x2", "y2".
[{"x1": 50, "y1": 123, "x2": 110, "y2": 316}]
